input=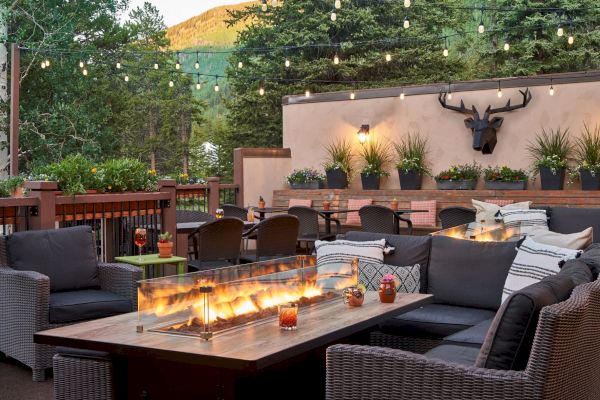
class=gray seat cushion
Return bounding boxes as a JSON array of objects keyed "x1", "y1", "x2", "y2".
[
  {"x1": 381, "y1": 304, "x2": 496, "y2": 338},
  {"x1": 549, "y1": 207, "x2": 600, "y2": 242},
  {"x1": 475, "y1": 274, "x2": 575, "y2": 371},
  {"x1": 344, "y1": 231, "x2": 431, "y2": 292},
  {"x1": 49, "y1": 289, "x2": 132, "y2": 324},
  {"x1": 443, "y1": 319, "x2": 493, "y2": 347},
  {"x1": 424, "y1": 344, "x2": 480, "y2": 366},
  {"x1": 7, "y1": 225, "x2": 99, "y2": 292},
  {"x1": 558, "y1": 259, "x2": 593, "y2": 286},
  {"x1": 428, "y1": 236, "x2": 517, "y2": 310},
  {"x1": 579, "y1": 244, "x2": 600, "y2": 279}
]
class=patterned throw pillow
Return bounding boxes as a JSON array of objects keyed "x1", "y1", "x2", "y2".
[
  {"x1": 410, "y1": 200, "x2": 437, "y2": 227},
  {"x1": 499, "y1": 209, "x2": 548, "y2": 237},
  {"x1": 502, "y1": 237, "x2": 581, "y2": 303},
  {"x1": 359, "y1": 262, "x2": 420, "y2": 293},
  {"x1": 345, "y1": 199, "x2": 373, "y2": 225}
]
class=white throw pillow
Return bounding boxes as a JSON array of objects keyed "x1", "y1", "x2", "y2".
[
  {"x1": 359, "y1": 262, "x2": 420, "y2": 293},
  {"x1": 528, "y1": 227, "x2": 593, "y2": 250},
  {"x1": 315, "y1": 239, "x2": 385, "y2": 289},
  {"x1": 472, "y1": 199, "x2": 532, "y2": 224},
  {"x1": 502, "y1": 237, "x2": 581, "y2": 303},
  {"x1": 499, "y1": 209, "x2": 549, "y2": 237}
]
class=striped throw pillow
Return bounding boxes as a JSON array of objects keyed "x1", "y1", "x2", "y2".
[
  {"x1": 499, "y1": 209, "x2": 548, "y2": 237},
  {"x1": 502, "y1": 237, "x2": 581, "y2": 303},
  {"x1": 315, "y1": 239, "x2": 385, "y2": 290}
]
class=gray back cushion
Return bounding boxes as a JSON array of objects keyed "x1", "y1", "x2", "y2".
[
  {"x1": 428, "y1": 236, "x2": 517, "y2": 310},
  {"x1": 549, "y1": 207, "x2": 600, "y2": 242},
  {"x1": 344, "y1": 231, "x2": 431, "y2": 293},
  {"x1": 7, "y1": 226, "x2": 99, "y2": 292},
  {"x1": 475, "y1": 274, "x2": 575, "y2": 370}
]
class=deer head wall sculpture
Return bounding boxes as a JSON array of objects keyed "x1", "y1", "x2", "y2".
[{"x1": 438, "y1": 89, "x2": 533, "y2": 154}]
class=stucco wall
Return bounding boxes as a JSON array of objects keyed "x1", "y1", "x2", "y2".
[
  {"x1": 282, "y1": 81, "x2": 600, "y2": 190},
  {"x1": 242, "y1": 157, "x2": 292, "y2": 207}
]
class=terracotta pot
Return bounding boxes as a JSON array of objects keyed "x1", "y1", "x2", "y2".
[
  {"x1": 12, "y1": 186, "x2": 25, "y2": 198},
  {"x1": 322, "y1": 201, "x2": 331, "y2": 211},
  {"x1": 390, "y1": 200, "x2": 398, "y2": 210},
  {"x1": 378, "y1": 281, "x2": 396, "y2": 303},
  {"x1": 258, "y1": 200, "x2": 266, "y2": 209},
  {"x1": 157, "y1": 241, "x2": 173, "y2": 258}
]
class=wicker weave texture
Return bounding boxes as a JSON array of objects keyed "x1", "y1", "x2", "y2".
[
  {"x1": 359, "y1": 205, "x2": 398, "y2": 234},
  {"x1": 439, "y1": 207, "x2": 476, "y2": 229},
  {"x1": 53, "y1": 354, "x2": 114, "y2": 400},
  {"x1": 370, "y1": 331, "x2": 441, "y2": 354}
]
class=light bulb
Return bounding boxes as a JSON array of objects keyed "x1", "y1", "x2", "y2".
[
  {"x1": 259, "y1": 87, "x2": 265, "y2": 96},
  {"x1": 196, "y1": 83, "x2": 201, "y2": 90},
  {"x1": 175, "y1": 62, "x2": 181, "y2": 70},
  {"x1": 41, "y1": 61, "x2": 46, "y2": 69},
  {"x1": 154, "y1": 63, "x2": 159, "y2": 70},
  {"x1": 285, "y1": 58, "x2": 290, "y2": 68},
  {"x1": 504, "y1": 42, "x2": 510, "y2": 51},
  {"x1": 261, "y1": 2, "x2": 267, "y2": 12},
  {"x1": 333, "y1": 54, "x2": 340, "y2": 65},
  {"x1": 497, "y1": 88, "x2": 503, "y2": 98},
  {"x1": 335, "y1": 0, "x2": 341, "y2": 9},
  {"x1": 549, "y1": 86, "x2": 555, "y2": 96},
  {"x1": 124, "y1": 75, "x2": 129, "y2": 81},
  {"x1": 404, "y1": 0, "x2": 411, "y2": 7},
  {"x1": 403, "y1": 17, "x2": 410, "y2": 29},
  {"x1": 194, "y1": 61, "x2": 200, "y2": 69},
  {"x1": 400, "y1": 91, "x2": 405, "y2": 100},
  {"x1": 350, "y1": 91, "x2": 355, "y2": 100},
  {"x1": 385, "y1": 53, "x2": 392, "y2": 62},
  {"x1": 214, "y1": 84, "x2": 220, "y2": 92},
  {"x1": 568, "y1": 35, "x2": 574, "y2": 45},
  {"x1": 478, "y1": 22, "x2": 485, "y2": 34},
  {"x1": 305, "y1": 89, "x2": 311, "y2": 97},
  {"x1": 82, "y1": 68, "x2": 88, "y2": 76},
  {"x1": 443, "y1": 48, "x2": 449, "y2": 57},
  {"x1": 169, "y1": 80, "x2": 174, "y2": 87},
  {"x1": 447, "y1": 92, "x2": 453, "y2": 100},
  {"x1": 557, "y1": 26, "x2": 564, "y2": 37},
  {"x1": 238, "y1": 61, "x2": 243, "y2": 69},
  {"x1": 331, "y1": 12, "x2": 337, "y2": 21},
  {"x1": 116, "y1": 62, "x2": 121, "y2": 69},
  {"x1": 79, "y1": 60, "x2": 84, "y2": 68},
  {"x1": 45, "y1": 59, "x2": 50, "y2": 67}
]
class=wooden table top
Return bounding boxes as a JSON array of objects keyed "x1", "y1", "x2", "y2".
[
  {"x1": 115, "y1": 254, "x2": 187, "y2": 266},
  {"x1": 35, "y1": 292, "x2": 432, "y2": 371}
]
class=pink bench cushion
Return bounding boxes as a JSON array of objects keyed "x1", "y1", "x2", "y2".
[
  {"x1": 410, "y1": 200, "x2": 437, "y2": 227},
  {"x1": 288, "y1": 198, "x2": 312, "y2": 208},
  {"x1": 485, "y1": 199, "x2": 514, "y2": 207},
  {"x1": 346, "y1": 199, "x2": 373, "y2": 225}
]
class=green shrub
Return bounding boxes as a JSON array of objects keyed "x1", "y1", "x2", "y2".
[{"x1": 97, "y1": 159, "x2": 158, "y2": 192}]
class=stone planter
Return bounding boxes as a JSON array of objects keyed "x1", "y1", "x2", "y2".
[
  {"x1": 289, "y1": 181, "x2": 324, "y2": 190},
  {"x1": 326, "y1": 169, "x2": 348, "y2": 189},
  {"x1": 580, "y1": 169, "x2": 600, "y2": 191},
  {"x1": 361, "y1": 173, "x2": 381, "y2": 190},
  {"x1": 398, "y1": 170, "x2": 422, "y2": 190},
  {"x1": 436, "y1": 180, "x2": 477, "y2": 190},
  {"x1": 484, "y1": 180, "x2": 528, "y2": 190},
  {"x1": 539, "y1": 166, "x2": 565, "y2": 190}
]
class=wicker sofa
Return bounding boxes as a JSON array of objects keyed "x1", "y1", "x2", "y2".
[{"x1": 0, "y1": 226, "x2": 141, "y2": 381}]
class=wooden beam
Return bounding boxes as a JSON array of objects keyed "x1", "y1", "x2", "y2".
[{"x1": 9, "y1": 43, "x2": 19, "y2": 176}]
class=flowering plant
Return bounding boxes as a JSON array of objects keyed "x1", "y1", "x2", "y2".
[
  {"x1": 286, "y1": 168, "x2": 325, "y2": 184},
  {"x1": 394, "y1": 133, "x2": 431, "y2": 175},
  {"x1": 484, "y1": 166, "x2": 528, "y2": 182},
  {"x1": 381, "y1": 273, "x2": 397, "y2": 283},
  {"x1": 569, "y1": 124, "x2": 600, "y2": 182},
  {"x1": 527, "y1": 127, "x2": 571, "y2": 175},
  {"x1": 435, "y1": 162, "x2": 481, "y2": 181}
]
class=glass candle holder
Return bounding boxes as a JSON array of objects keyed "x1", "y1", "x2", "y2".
[
  {"x1": 215, "y1": 208, "x2": 224, "y2": 219},
  {"x1": 278, "y1": 303, "x2": 298, "y2": 330}
]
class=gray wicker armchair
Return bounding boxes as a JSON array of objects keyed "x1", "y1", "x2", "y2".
[
  {"x1": 0, "y1": 227, "x2": 141, "y2": 381},
  {"x1": 326, "y1": 279, "x2": 600, "y2": 400}
]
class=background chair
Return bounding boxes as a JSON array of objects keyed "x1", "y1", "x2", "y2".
[
  {"x1": 359, "y1": 205, "x2": 399, "y2": 234},
  {"x1": 439, "y1": 206, "x2": 476, "y2": 229},
  {"x1": 187, "y1": 217, "x2": 244, "y2": 271},
  {"x1": 242, "y1": 214, "x2": 299, "y2": 262},
  {"x1": 0, "y1": 226, "x2": 140, "y2": 381},
  {"x1": 222, "y1": 204, "x2": 249, "y2": 220},
  {"x1": 288, "y1": 206, "x2": 341, "y2": 253}
]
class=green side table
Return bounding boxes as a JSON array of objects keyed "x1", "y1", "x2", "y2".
[{"x1": 115, "y1": 254, "x2": 187, "y2": 279}]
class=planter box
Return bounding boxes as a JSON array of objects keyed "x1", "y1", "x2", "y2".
[
  {"x1": 289, "y1": 181, "x2": 324, "y2": 190},
  {"x1": 398, "y1": 170, "x2": 422, "y2": 190},
  {"x1": 361, "y1": 173, "x2": 381, "y2": 190},
  {"x1": 484, "y1": 180, "x2": 528, "y2": 190},
  {"x1": 436, "y1": 180, "x2": 477, "y2": 190},
  {"x1": 326, "y1": 169, "x2": 348, "y2": 189},
  {"x1": 539, "y1": 166, "x2": 565, "y2": 190},
  {"x1": 580, "y1": 169, "x2": 600, "y2": 191}
]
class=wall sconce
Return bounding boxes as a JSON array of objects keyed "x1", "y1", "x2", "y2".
[{"x1": 357, "y1": 124, "x2": 370, "y2": 144}]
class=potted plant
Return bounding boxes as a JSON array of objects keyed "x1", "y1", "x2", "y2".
[
  {"x1": 258, "y1": 196, "x2": 266, "y2": 209},
  {"x1": 286, "y1": 168, "x2": 325, "y2": 189},
  {"x1": 483, "y1": 166, "x2": 528, "y2": 190},
  {"x1": 0, "y1": 176, "x2": 26, "y2": 198},
  {"x1": 527, "y1": 128, "x2": 571, "y2": 190},
  {"x1": 323, "y1": 139, "x2": 354, "y2": 189},
  {"x1": 378, "y1": 274, "x2": 397, "y2": 303},
  {"x1": 570, "y1": 124, "x2": 600, "y2": 190},
  {"x1": 157, "y1": 231, "x2": 173, "y2": 258},
  {"x1": 359, "y1": 140, "x2": 392, "y2": 190},
  {"x1": 394, "y1": 132, "x2": 430, "y2": 190},
  {"x1": 435, "y1": 162, "x2": 481, "y2": 190}
]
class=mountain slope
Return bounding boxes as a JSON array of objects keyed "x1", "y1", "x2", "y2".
[{"x1": 166, "y1": 1, "x2": 256, "y2": 50}]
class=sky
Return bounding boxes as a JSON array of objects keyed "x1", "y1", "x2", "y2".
[{"x1": 126, "y1": 0, "x2": 249, "y2": 27}]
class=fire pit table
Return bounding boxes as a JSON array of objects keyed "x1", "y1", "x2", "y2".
[{"x1": 35, "y1": 256, "x2": 432, "y2": 399}]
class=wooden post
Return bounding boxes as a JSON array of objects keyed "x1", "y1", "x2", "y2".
[
  {"x1": 158, "y1": 179, "x2": 178, "y2": 255},
  {"x1": 207, "y1": 177, "x2": 220, "y2": 216},
  {"x1": 25, "y1": 181, "x2": 58, "y2": 230},
  {"x1": 9, "y1": 43, "x2": 19, "y2": 176}
]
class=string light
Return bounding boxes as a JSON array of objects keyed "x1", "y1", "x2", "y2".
[
  {"x1": 45, "y1": 59, "x2": 50, "y2": 67},
  {"x1": 331, "y1": 11, "x2": 337, "y2": 21},
  {"x1": 333, "y1": 53, "x2": 340, "y2": 65},
  {"x1": 41, "y1": 61, "x2": 46, "y2": 69},
  {"x1": 285, "y1": 58, "x2": 291, "y2": 68},
  {"x1": 404, "y1": 0, "x2": 411, "y2": 7},
  {"x1": 350, "y1": 90, "x2": 355, "y2": 100},
  {"x1": 568, "y1": 34, "x2": 574, "y2": 45},
  {"x1": 116, "y1": 62, "x2": 121, "y2": 69},
  {"x1": 214, "y1": 77, "x2": 220, "y2": 92},
  {"x1": 82, "y1": 67, "x2": 88, "y2": 76},
  {"x1": 549, "y1": 79, "x2": 555, "y2": 96},
  {"x1": 259, "y1": 85, "x2": 265, "y2": 96},
  {"x1": 385, "y1": 52, "x2": 392, "y2": 62},
  {"x1": 175, "y1": 53, "x2": 181, "y2": 70},
  {"x1": 400, "y1": 87, "x2": 405, "y2": 100},
  {"x1": 497, "y1": 81, "x2": 503, "y2": 98},
  {"x1": 504, "y1": 41, "x2": 510, "y2": 51},
  {"x1": 124, "y1": 74, "x2": 129, "y2": 82},
  {"x1": 478, "y1": 9, "x2": 485, "y2": 34},
  {"x1": 305, "y1": 89, "x2": 311, "y2": 97},
  {"x1": 403, "y1": 16, "x2": 410, "y2": 29},
  {"x1": 79, "y1": 60, "x2": 84, "y2": 68},
  {"x1": 194, "y1": 52, "x2": 200, "y2": 69},
  {"x1": 447, "y1": 82, "x2": 453, "y2": 100},
  {"x1": 442, "y1": 37, "x2": 449, "y2": 57},
  {"x1": 154, "y1": 63, "x2": 159, "y2": 70},
  {"x1": 334, "y1": 0, "x2": 341, "y2": 10},
  {"x1": 195, "y1": 75, "x2": 201, "y2": 90},
  {"x1": 238, "y1": 61, "x2": 243, "y2": 69},
  {"x1": 261, "y1": 0, "x2": 267, "y2": 12},
  {"x1": 557, "y1": 24, "x2": 564, "y2": 37}
]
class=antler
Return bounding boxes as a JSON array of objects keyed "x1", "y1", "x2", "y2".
[
  {"x1": 485, "y1": 89, "x2": 533, "y2": 119},
  {"x1": 438, "y1": 92, "x2": 476, "y2": 115}
]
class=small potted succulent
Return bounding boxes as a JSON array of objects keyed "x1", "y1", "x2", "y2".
[
  {"x1": 359, "y1": 140, "x2": 392, "y2": 190},
  {"x1": 258, "y1": 196, "x2": 266, "y2": 209},
  {"x1": 157, "y1": 231, "x2": 173, "y2": 258},
  {"x1": 323, "y1": 139, "x2": 354, "y2": 189},
  {"x1": 570, "y1": 124, "x2": 600, "y2": 190},
  {"x1": 394, "y1": 132, "x2": 430, "y2": 190},
  {"x1": 286, "y1": 168, "x2": 325, "y2": 189},
  {"x1": 528, "y1": 127, "x2": 571, "y2": 190},
  {"x1": 483, "y1": 166, "x2": 528, "y2": 190},
  {"x1": 379, "y1": 274, "x2": 397, "y2": 303},
  {"x1": 435, "y1": 162, "x2": 481, "y2": 190}
]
